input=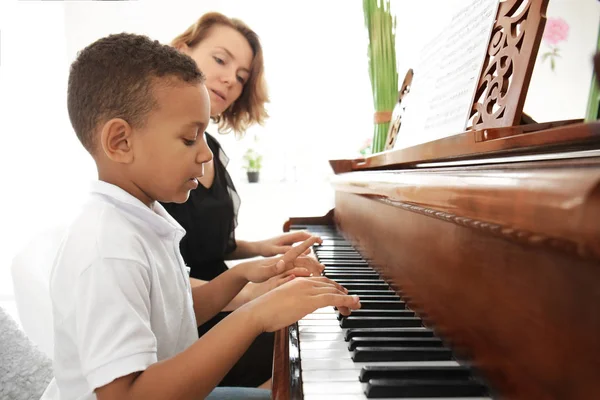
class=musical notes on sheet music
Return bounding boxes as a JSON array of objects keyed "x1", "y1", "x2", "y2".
[{"x1": 394, "y1": 0, "x2": 500, "y2": 150}]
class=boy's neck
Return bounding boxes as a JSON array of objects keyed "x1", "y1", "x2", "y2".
[{"x1": 97, "y1": 169, "x2": 155, "y2": 209}]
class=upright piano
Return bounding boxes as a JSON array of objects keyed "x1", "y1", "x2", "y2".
[{"x1": 272, "y1": 0, "x2": 600, "y2": 398}]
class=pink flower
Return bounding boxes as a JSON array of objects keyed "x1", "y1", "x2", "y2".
[{"x1": 543, "y1": 17, "x2": 569, "y2": 46}]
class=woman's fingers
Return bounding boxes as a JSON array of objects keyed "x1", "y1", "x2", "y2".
[{"x1": 280, "y1": 230, "x2": 312, "y2": 244}]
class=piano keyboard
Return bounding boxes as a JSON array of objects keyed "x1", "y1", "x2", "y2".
[{"x1": 292, "y1": 224, "x2": 493, "y2": 400}]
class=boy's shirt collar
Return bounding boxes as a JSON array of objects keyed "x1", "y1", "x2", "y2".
[{"x1": 89, "y1": 180, "x2": 185, "y2": 238}]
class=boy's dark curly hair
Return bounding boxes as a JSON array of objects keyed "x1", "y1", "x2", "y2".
[{"x1": 67, "y1": 32, "x2": 205, "y2": 154}]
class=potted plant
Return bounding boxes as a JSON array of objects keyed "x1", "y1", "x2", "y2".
[
  {"x1": 243, "y1": 148, "x2": 262, "y2": 183},
  {"x1": 363, "y1": 0, "x2": 398, "y2": 153}
]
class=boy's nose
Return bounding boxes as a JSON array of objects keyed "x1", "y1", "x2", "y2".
[{"x1": 197, "y1": 144, "x2": 213, "y2": 164}]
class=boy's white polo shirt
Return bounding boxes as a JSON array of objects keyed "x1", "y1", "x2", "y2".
[{"x1": 47, "y1": 180, "x2": 198, "y2": 399}]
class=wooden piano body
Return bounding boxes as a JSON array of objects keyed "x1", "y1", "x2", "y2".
[{"x1": 272, "y1": 0, "x2": 600, "y2": 398}]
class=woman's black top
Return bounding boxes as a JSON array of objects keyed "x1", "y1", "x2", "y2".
[
  {"x1": 161, "y1": 132, "x2": 274, "y2": 387},
  {"x1": 161, "y1": 132, "x2": 241, "y2": 281}
]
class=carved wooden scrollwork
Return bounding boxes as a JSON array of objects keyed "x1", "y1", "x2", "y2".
[{"x1": 470, "y1": 0, "x2": 549, "y2": 130}]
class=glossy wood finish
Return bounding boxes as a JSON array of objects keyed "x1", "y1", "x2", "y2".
[
  {"x1": 329, "y1": 121, "x2": 600, "y2": 173},
  {"x1": 282, "y1": 209, "x2": 334, "y2": 233},
  {"x1": 273, "y1": 323, "x2": 303, "y2": 400},
  {"x1": 273, "y1": 154, "x2": 600, "y2": 400},
  {"x1": 330, "y1": 158, "x2": 600, "y2": 260},
  {"x1": 272, "y1": 327, "x2": 290, "y2": 400},
  {"x1": 332, "y1": 188, "x2": 600, "y2": 399}
]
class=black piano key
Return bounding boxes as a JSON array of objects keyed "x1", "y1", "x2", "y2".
[
  {"x1": 347, "y1": 290, "x2": 395, "y2": 296},
  {"x1": 313, "y1": 240, "x2": 352, "y2": 244},
  {"x1": 356, "y1": 300, "x2": 406, "y2": 309},
  {"x1": 314, "y1": 248, "x2": 359, "y2": 254},
  {"x1": 348, "y1": 295, "x2": 401, "y2": 301},
  {"x1": 316, "y1": 250, "x2": 362, "y2": 256},
  {"x1": 348, "y1": 337, "x2": 443, "y2": 351},
  {"x1": 309, "y1": 233, "x2": 344, "y2": 239},
  {"x1": 359, "y1": 365, "x2": 475, "y2": 383},
  {"x1": 341, "y1": 283, "x2": 390, "y2": 291},
  {"x1": 365, "y1": 378, "x2": 489, "y2": 398},
  {"x1": 318, "y1": 257, "x2": 365, "y2": 262},
  {"x1": 345, "y1": 328, "x2": 434, "y2": 341},
  {"x1": 338, "y1": 309, "x2": 415, "y2": 320},
  {"x1": 336, "y1": 279, "x2": 386, "y2": 286},
  {"x1": 325, "y1": 273, "x2": 380, "y2": 280},
  {"x1": 314, "y1": 244, "x2": 355, "y2": 249},
  {"x1": 352, "y1": 346, "x2": 454, "y2": 362},
  {"x1": 316, "y1": 256, "x2": 363, "y2": 260},
  {"x1": 334, "y1": 299, "x2": 405, "y2": 312},
  {"x1": 340, "y1": 317, "x2": 422, "y2": 328},
  {"x1": 334, "y1": 279, "x2": 385, "y2": 283},
  {"x1": 326, "y1": 273, "x2": 378, "y2": 278},
  {"x1": 322, "y1": 261, "x2": 369, "y2": 266}
]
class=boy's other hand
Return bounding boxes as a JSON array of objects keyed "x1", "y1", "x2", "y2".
[
  {"x1": 241, "y1": 236, "x2": 321, "y2": 283},
  {"x1": 256, "y1": 231, "x2": 321, "y2": 257},
  {"x1": 247, "y1": 276, "x2": 361, "y2": 333},
  {"x1": 245, "y1": 266, "x2": 314, "y2": 301},
  {"x1": 284, "y1": 255, "x2": 324, "y2": 277}
]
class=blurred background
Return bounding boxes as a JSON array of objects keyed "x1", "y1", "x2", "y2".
[{"x1": 1, "y1": 0, "x2": 598, "y2": 322}]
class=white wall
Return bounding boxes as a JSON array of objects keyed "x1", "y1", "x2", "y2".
[
  {"x1": 0, "y1": 0, "x2": 597, "y2": 299},
  {"x1": 0, "y1": 0, "x2": 376, "y2": 297},
  {"x1": 524, "y1": 0, "x2": 600, "y2": 122},
  {"x1": 0, "y1": 0, "x2": 95, "y2": 297},
  {"x1": 62, "y1": 0, "x2": 376, "y2": 184}
]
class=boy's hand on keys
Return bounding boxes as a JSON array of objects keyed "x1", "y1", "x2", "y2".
[
  {"x1": 247, "y1": 276, "x2": 361, "y2": 333},
  {"x1": 241, "y1": 236, "x2": 322, "y2": 283},
  {"x1": 244, "y1": 267, "x2": 312, "y2": 301},
  {"x1": 283, "y1": 255, "x2": 325, "y2": 276}
]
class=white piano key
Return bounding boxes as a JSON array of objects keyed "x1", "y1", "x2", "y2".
[
  {"x1": 300, "y1": 340, "x2": 350, "y2": 351},
  {"x1": 305, "y1": 396, "x2": 492, "y2": 400},
  {"x1": 302, "y1": 382, "x2": 493, "y2": 400},
  {"x1": 299, "y1": 332, "x2": 346, "y2": 341},
  {"x1": 300, "y1": 348, "x2": 353, "y2": 359},
  {"x1": 300, "y1": 358, "x2": 460, "y2": 371},
  {"x1": 303, "y1": 381, "x2": 366, "y2": 395},
  {"x1": 302, "y1": 313, "x2": 340, "y2": 320},
  {"x1": 299, "y1": 326, "x2": 345, "y2": 333},
  {"x1": 302, "y1": 369, "x2": 361, "y2": 382},
  {"x1": 298, "y1": 319, "x2": 341, "y2": 326},
  {"x1": 312, "y1": 307, "x2": 337, "y2": 314}
]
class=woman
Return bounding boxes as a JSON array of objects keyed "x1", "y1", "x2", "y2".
[{"x1": 160, "y1": 12, "x2": 321, "y2": 389}]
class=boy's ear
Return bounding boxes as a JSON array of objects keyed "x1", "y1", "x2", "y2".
[{"x1": 99, "y1": 118, "x2": 134, "y2": 164}]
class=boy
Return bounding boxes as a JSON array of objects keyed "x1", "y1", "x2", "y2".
[{"x1": 46, "y1": 33, "x2": 360, "y2": 399}]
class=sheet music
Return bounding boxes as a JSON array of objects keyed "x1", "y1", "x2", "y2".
[{"x1": 394, "y1": 0, "x2": 500, "y2": 150}]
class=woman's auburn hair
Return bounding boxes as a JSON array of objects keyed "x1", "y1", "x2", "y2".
[{"x1": 172, "y1": 12, "x2": 269, "y2": 137}]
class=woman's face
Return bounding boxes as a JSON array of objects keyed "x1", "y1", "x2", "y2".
[{"x1": 184, "y1": 25, "x2": 254, "y2": 117}]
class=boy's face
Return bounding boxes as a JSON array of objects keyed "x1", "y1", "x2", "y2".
[{"x1": 129, "y1": 81, "x2": 213, "y2": 204}]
